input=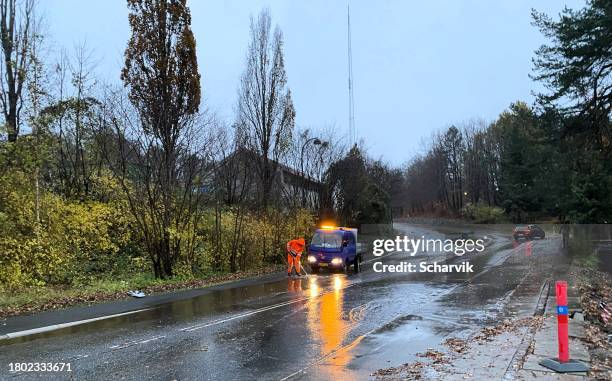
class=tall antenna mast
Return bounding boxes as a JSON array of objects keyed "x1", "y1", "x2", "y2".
[{"x1": 347, "y1": 4, "x2": 356, "y2": 145}]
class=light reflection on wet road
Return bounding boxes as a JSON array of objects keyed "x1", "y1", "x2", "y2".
[{"x1": 0, "y1": 223, "x2": 568, "y2": 380}]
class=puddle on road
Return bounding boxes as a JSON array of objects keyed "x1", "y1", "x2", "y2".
[
  {"x1": 330, "y1": 315, "x2": 445, "y2": 381},
  {"x1": 372, "y1": 314, "x2": 424, "y2": 334}
]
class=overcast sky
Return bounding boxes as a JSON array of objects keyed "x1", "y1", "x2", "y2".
[{"x1": 41, "y1": 0, "x2": 585, "y2": 165}]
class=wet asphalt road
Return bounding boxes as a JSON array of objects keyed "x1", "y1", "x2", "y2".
[{"x1": 0, "y1": 223, "x2": 570, "y2": 381}]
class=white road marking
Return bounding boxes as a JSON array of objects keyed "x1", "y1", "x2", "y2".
[
  {"x1": 362, "y1": 249, "x2": 398, "y2": 264},
  {"x1": 0, "y1": 308, "x2": 152, "y2": 341},
  {"x1": 139, "y1": 335, "x2": 166, "y2": 344},
  {"x1": 181, "y1": 283, "x2": 358, "y2": 332},
  {"x1": 109, "y1": 335, "x2": 166, "y2": 349}
]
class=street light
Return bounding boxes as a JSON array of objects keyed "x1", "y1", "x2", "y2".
[
  {"x1": 300, "y1": 137, "x2": 328, "y2": 207},
  {"x1": 300, "y1": 137, "x2": 323, "y2": 176}
]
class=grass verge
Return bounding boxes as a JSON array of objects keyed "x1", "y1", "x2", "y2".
[{"x1": 0, "y1": 265, "x2": 284, "y2": 319}]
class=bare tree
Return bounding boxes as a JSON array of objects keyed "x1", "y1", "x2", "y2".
[
  {"x1": 284, "y1": 126, "x2": 346, "y2": 209},
  {"x1": 24, "y1": 3, "x2": 43, "y2": 224},
  {"x1": 68, "y1": 44, "x2": 96, "y2": 196},
  {"x1": 101, "y1": 87, "x2": 214, "y2": 278},
  {"x1": 462, "y1": 120, "x2": 488, "y2": 205},
  {"x1": 437, "y1": 126, "x2": 465, "y2": 211},
  {"x1": 237, "y1": 8, "x2": 295, "y2": 208},
  {"x1": 0, "y1": 0, "x2": 35, "y2": 141},
  {"x1": 211, "y1": 123, "x2": 254, "y2": 271},
  {"x1": 213, "y1": 123, "x2": 253, "y2": 206},
  {"x1": 41, "y1": 44, "x2": 99, "y2": 197}
]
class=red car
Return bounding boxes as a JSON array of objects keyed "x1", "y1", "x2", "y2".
[{"x1": 513, "y1": 225, "x2": 546, "y2": 240}]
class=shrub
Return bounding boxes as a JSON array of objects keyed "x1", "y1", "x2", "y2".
[
  {"x1": 0, "y1": 170, "x2": 136, "y2": 289},
  {"x1": 190, "y1": 207, "x2": 316, "y2": 274},
  {"x1": 461, "y1": 203, "x2": 505, "y2": 223}
]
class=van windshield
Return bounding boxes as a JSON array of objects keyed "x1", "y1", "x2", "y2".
[{"x1": 311, "y1": 231, "x2": 343, "y2": 248}]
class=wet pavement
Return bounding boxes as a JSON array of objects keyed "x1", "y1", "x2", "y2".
[{"x1": 0, "y1": 223, "x2": 570, "y2": 380}]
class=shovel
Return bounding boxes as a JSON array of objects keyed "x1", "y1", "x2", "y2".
[{"x1": 280, "y1": 251, "x2": 310, "y2": 278}]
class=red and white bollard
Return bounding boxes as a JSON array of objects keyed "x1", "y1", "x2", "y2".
[{"x1": 539, "y1": 281, "x2": 589, "y2": 373}]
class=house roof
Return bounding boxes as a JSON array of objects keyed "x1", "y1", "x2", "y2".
[{"x1": 218, "y1": 147, "x2": 323, "y2": 188}]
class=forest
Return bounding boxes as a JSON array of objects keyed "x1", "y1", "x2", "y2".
[{"x1": 0, "y1": 0, "x2": 610, "y2": 298}]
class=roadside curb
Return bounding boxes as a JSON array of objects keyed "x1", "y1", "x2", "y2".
[{"x1": 502, "y1": 279, "x2": 551, "y2": 380}]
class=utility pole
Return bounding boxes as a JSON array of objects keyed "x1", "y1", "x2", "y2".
[{"x1": 347, "y1": 4, "x2": 356, "y2": 146}]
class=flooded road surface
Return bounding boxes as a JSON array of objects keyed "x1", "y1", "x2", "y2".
[{"x1": 0, "y1": 223, "x2": 570, "y2": 380}]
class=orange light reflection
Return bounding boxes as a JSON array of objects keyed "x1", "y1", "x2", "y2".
[{"x1": 306, "y1": 275, "x2": 353, "y2": 378}]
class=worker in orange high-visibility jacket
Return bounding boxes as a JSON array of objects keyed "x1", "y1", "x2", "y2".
[{"x1": 286, "y1": 238, "x2": 306, "y2": 276}]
